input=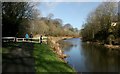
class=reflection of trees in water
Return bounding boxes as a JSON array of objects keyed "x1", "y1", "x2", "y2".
[
  {"x1": 81, "y1": 43, "x2": 120, "y2": 72},
  {"x1": 61, "y1": 38, "x2": 120, "y2": 72},
  {"x1": 63, "y1": 45, "x2": 73, "y2": 52},
  {"x1": 58, "y1": 40, "x2": 74, "y2": 52},
  {"x1": 61, "y1": 40, "x2": 78, "y2": 52}
]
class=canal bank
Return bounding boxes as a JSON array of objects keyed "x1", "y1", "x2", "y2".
[
  {"x1": 33, "y1": 43, "x2": 76, "y2": 73},
  {"x1": 42, "y1": 36, "x2": 77, "y2": 72},
  {"x1": 84, "y1": 41, "x2": 120, "y2": 53},
  {"x1": 85, "y1": 40, "x2": 120, "y2": 50},
  {"x1": 47, "y1": 37, "x2": 73, "y2": 61}
]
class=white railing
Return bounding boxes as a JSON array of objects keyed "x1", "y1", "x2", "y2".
[
  {"x1": 2, "y1": 37, "x2": 48, "y2": 44},
  {"x1": 2, "y1": 37, "x2": 16, "y2": 42}
]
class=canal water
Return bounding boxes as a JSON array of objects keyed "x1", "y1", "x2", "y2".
[{"x1": 62, "y1": 38, "x2": 120, "y2": 72}]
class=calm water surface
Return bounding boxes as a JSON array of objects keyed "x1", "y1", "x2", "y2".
[{"x1": 63, "y1": 38, "x2": 120, "y2": 72}]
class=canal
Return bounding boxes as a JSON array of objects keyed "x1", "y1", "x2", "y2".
[{"x1": 62, "y1": 38, "x2": 120, "y2": 72}]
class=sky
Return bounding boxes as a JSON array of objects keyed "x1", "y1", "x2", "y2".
[{"x1": 37, "y1": 1, "x2": 119, "y2": 30}]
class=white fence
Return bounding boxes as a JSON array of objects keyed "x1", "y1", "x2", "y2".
[{"x1": 2, "y1": 37, "x2": 48, "y2": 44}]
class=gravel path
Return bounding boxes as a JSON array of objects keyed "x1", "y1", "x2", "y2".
[{"x1": 2, "y1": 42, "x2": 35, "y2": 73}]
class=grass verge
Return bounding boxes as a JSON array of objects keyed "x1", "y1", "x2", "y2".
[{"x1": 33, "y1": 43, "x2": 76, "y2": 73}]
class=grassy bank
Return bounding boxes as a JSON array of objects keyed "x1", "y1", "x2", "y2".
[{"x1": 33, "y1": 43, "x2": 76, "y2": 73}]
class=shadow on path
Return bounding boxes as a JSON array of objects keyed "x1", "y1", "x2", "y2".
[{"x1": 2, "y1": 42, "x2": 35, "y2": 73}]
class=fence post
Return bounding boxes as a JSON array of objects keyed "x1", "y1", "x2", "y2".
[
  {"x1": 16, "y1": 38, "x2": 18, "y2": 42},
  {"x1": 23, "y1": 38, "x2": 24, "y2": 42},
  {"x1": 39, "y1": 38, "x2": 40, "y2": 43},
  {"x1": 13, "y1": 37, "x2": 15, "y2": 42},
  {"x1": 46, "y1": 37, "x2": 48, "y2": 44}
]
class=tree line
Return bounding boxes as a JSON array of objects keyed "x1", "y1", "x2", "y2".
[
  {"x1": 81, "y1": 2, "x2": 120, "y2": 45},
  {"x1": 29, "y1": 13, "x2": 79, "y2": 37},
  {"x1": 2, "y1": 2, "x2": 79, "y2": 37}
]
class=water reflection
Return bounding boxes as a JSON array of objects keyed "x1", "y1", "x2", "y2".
[{"x1": 63, "y1": 38, "x2": 120, "y2": 72}]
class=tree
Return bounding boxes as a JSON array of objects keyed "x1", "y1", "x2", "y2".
[
  {"x1": 63, "y1": 23, "x2": 73, "y2": 30},
  {"x1": 2, "y1": 2, "x2": 36, "y2": 37},
  {"x1": 81, "y1": 2, "x2": 118, "y2": 43}
]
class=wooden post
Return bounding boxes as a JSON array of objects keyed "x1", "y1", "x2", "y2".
[
  {"x1": 46, "y1": 37, "x2": 48, "y2": 44},
  {"x1": 23, "y1": 38, "x2": 24, "y2": 42},
  {"x1": 13, "y1": 37, "x2": 15, "y2": 42},
  {"x1": 39, "y1": 38, "x2": 40, "y2": 43},
  {"x1": 16, "y1": 38, "x2": 18, "y2": 42}
]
